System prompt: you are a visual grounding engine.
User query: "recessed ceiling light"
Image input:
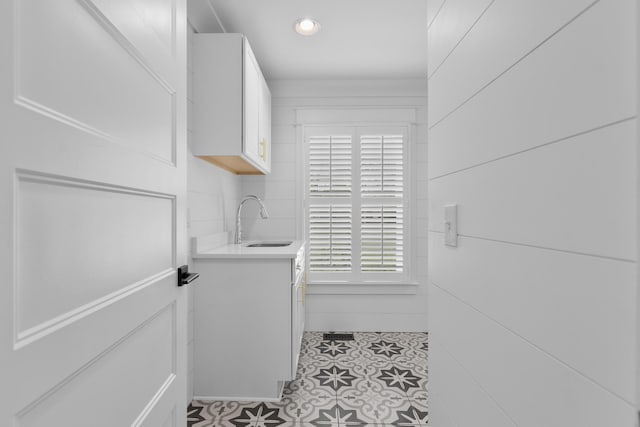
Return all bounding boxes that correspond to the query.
[294,17,320,36]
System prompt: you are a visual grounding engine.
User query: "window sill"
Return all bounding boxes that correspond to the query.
[306,281,419,295]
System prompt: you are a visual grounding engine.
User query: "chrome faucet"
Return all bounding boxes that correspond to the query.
[235,195,269,244]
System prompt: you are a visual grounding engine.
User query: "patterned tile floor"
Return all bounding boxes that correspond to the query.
[188,331,428,426]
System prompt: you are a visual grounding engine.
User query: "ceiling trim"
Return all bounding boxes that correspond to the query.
[187,0,226,33]
[268,79,428,99]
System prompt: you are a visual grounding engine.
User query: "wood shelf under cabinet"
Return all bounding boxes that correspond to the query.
[197,155,264,175]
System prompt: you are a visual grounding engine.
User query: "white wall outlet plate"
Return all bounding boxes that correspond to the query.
[444,204,458,247]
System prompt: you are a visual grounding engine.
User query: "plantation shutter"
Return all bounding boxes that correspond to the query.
[361,205,404,272]
[308,133,353,272]
[305,126,407,282]
[360,133,404,272]
[361,134,404,197]
[309,135,352,196]
[308,205,352,271]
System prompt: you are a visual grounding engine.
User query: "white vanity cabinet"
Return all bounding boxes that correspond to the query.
[192,241,305,401]
[193,34,271,175]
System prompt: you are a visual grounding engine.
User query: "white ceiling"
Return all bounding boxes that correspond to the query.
[201,0,428,80]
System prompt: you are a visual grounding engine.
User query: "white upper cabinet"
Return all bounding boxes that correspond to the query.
[193,34,271,174]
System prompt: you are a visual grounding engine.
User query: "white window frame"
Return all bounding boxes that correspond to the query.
[303,123,412,286]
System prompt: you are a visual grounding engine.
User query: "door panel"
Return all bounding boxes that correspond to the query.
[1,0,187,425]
[16,172,174,338]
[91,0,177,58]
[16,304,175,427]
[13,275,175,409]
[16,0,176,163]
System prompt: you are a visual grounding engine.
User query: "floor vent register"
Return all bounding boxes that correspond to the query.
[323,333,355,341]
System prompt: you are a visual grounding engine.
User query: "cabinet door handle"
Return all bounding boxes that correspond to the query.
[301,272,307,305]
[260,138,267,161]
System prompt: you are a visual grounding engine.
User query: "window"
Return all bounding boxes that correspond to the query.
[305,126,408,283]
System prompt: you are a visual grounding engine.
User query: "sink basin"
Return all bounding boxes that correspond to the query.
[245,241,292,248]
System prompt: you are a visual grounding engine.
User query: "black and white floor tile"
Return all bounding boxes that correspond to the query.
[188,332,428,427]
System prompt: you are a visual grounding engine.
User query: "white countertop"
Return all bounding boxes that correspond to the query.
[193,239,305,259]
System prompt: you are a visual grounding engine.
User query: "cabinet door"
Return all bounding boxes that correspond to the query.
[291,281,301,378]
[243,40,261,166]
[291,272,306,378]
[258,75,271,172]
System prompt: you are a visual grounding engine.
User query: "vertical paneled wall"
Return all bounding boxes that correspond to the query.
[427,1,638,426]
[637,0,640,416]
[241,79,429,332]
[186,25,242,402]
[635,0,640,416]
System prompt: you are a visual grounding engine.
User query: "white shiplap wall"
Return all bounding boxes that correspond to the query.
[637,0,640,416]
[428,0,638,426]
[241,79,429,332]
[186,25,242,403]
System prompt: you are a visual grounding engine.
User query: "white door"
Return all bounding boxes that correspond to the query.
[0,0,188,426]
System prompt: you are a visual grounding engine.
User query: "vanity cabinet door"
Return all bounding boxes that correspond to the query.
[291,272,306,378]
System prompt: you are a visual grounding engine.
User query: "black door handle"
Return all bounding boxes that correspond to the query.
[178,265,200,287]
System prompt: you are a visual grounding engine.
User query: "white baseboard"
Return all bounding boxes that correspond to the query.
[193,381,285,403]
[306,312,428,332]
[193,394,283,402]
